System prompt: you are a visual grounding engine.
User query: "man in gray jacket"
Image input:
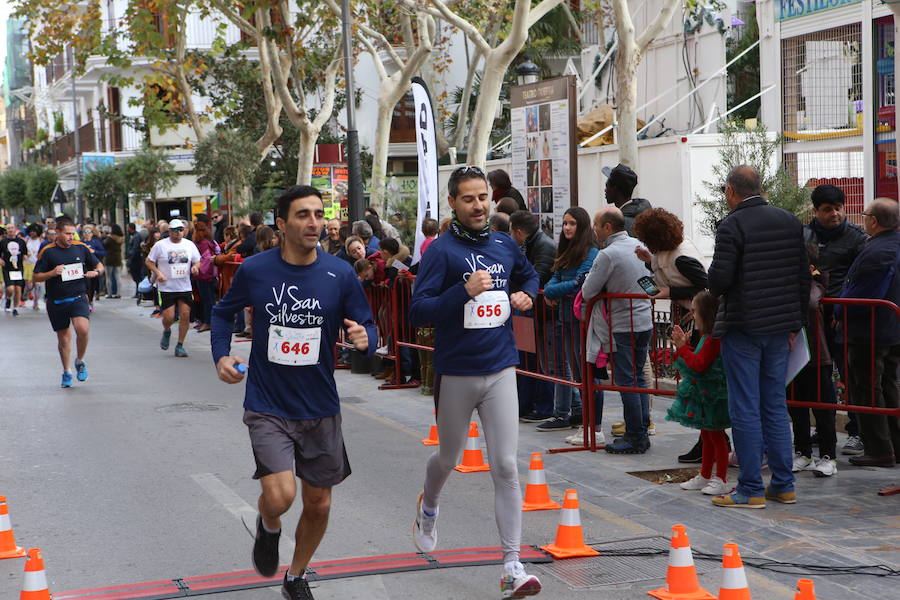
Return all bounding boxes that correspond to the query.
[582,206,654,453]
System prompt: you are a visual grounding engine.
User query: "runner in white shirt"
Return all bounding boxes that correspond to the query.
[25,225,43,310]
[145,219,201,357]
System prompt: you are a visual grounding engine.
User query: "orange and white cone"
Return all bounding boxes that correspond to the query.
[455,422,490,472]
[422,411,439,446]
[540,489,599,559]
[794,578,815,600]
[648,524,716,600]
[522,453,561,511]
[0,496,26,560]
[20,548,51,600]
[718,543,751,600]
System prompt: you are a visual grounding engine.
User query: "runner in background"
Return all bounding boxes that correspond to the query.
[145,219,201,358]
[25,224,44,310]
[410,165,542,598]
[32,217,103,387]
[212,185,376,600]
[0,226,29,316]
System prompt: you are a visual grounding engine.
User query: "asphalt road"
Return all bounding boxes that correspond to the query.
[2,295,898,599]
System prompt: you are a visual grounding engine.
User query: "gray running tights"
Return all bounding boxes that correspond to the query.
[423,367,521,563]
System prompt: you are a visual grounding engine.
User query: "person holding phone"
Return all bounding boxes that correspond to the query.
[632,208,711,463]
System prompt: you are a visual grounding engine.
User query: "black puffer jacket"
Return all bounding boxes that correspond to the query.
[709,196,810,337]
[803,219,867,297]
[523,229,557,287]
[839,229,900,346]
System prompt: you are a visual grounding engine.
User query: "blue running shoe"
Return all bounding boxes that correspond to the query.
[174,343,188,358]
[61,372,74,388]
[160,329,172,350]
[75,360,88,382]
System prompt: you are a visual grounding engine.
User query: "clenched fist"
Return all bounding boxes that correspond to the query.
[465,270,493,298]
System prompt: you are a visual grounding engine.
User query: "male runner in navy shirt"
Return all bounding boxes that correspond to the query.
[410,165,542,598]
[211,185,376,600]
[33,217,103,387]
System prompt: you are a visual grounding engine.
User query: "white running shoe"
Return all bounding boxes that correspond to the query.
[680,474,710,491]
[375,345,389,356]
[792,453,813,473]
[565,427,606,446]
[500,561,541,598]
[701,476,730,495]
[810,456,838,477]
[413,493,437,553]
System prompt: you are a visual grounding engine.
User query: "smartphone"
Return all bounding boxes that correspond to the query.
[637,275,661,296]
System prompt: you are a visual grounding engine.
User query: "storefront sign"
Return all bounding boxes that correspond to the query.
[778,0,862,22]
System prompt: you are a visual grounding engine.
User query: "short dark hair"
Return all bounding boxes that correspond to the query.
[489,212,510,233]
[354,258,372,275]
[276,185,323,221]
[379,237,400,254]
[496,197,519,215]
[26,223,43,236]
[448,165,487,198]
[56,216,75,229]
[510,210,539,235]
[422,218,439,237]
[726,165,763,199]
[599,209,625,232]
[811,184,845,208]
[249,211,263,227]
[127,222,137,231]
[0,227,5,236]
[869,198,900,229]
[194,213,210,224]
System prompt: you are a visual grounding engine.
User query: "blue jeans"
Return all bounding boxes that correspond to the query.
[721,330,795,498]
[551,313,582,417]
[106,266,119,296]
[609,330,652,442]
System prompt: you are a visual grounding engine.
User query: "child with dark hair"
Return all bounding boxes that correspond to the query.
[354,258,374,282]
[667,290,732,496]
[788,243,838,477]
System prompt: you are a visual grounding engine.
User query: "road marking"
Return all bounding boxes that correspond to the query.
[191,472,257,520]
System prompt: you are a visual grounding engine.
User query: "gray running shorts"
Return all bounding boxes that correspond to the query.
[242,410,351,488]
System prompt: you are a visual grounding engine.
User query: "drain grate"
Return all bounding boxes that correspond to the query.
[156,402,226,413]
[537,536,693,589]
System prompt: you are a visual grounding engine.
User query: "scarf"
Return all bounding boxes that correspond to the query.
[809,217,847,243]
[449,217,490,244]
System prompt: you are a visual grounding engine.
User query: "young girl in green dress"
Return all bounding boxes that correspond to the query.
[667,290,731,495]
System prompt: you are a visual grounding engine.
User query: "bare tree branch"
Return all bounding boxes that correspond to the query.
[637,0,680,53]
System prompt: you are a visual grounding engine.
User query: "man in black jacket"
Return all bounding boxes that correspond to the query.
[842,198,900,468]
[708,165,810,509]
[126,223,145,297]
[603,164,651,235]
[510,210,556,421]
[803,184,868,454]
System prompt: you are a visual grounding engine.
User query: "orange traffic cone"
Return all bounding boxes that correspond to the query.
[794,579,815,600]
[0,496,26,560]
[718,543,751,600]
[540,489,599,558]
[422,411,439,446]
[648,524,716,600]
[20,548,51,600]
[522,453,561,511]
[455,422,490,472]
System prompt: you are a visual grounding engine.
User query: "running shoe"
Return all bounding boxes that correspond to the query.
[160,329,172,350]
[11,308,18,317]
[519,412,552,423]
[701,477,730,495]
[792,453,813,472]
[60,371,74,388]
[679,474,709,491]
[174,343,188,358]
[535,416,571,431]
[252,514,280,577]
[281,573,314,600]
[841,435,864,455]
[605,436,650,454]
[500,561,541,598]
[413,492,438,553]
[75,360,88,382]
[810,456,837,478]
[565,427,605,446]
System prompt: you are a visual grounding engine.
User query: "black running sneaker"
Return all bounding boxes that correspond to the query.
[252,515,281,577]
[282,574,315,600]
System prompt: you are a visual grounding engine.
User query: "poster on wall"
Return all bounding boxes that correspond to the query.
[509,75,578,239]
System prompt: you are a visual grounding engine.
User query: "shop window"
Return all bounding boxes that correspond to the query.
[781,24,862,138]
[390,93,417,144]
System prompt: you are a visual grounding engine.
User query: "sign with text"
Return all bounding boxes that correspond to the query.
[510,76,578,240]
[777,0,862,21]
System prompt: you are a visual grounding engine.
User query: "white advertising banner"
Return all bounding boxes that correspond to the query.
[411,77,439,263]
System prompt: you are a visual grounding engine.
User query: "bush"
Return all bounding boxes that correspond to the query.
[82,164,128,211]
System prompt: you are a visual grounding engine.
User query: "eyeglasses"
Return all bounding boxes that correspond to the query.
[171,227,185,232]
[453,165,485,177]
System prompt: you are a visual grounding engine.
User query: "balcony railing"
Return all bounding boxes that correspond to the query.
[50,121,97,165]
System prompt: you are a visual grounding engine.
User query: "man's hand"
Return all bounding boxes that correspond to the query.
[788,331,797,350]
[84,270,99,279]
[344,318,369,352]
[53,265,65,276]
[671,325,689,349]
[635,247,653,263]
[216,356,246,384]
[155,271,167,283]
[464,270,493,298]
[510,291,533,311]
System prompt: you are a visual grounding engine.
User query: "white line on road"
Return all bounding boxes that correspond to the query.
[191,472,257,520]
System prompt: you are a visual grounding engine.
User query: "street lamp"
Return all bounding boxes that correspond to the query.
[516,57,540,86]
